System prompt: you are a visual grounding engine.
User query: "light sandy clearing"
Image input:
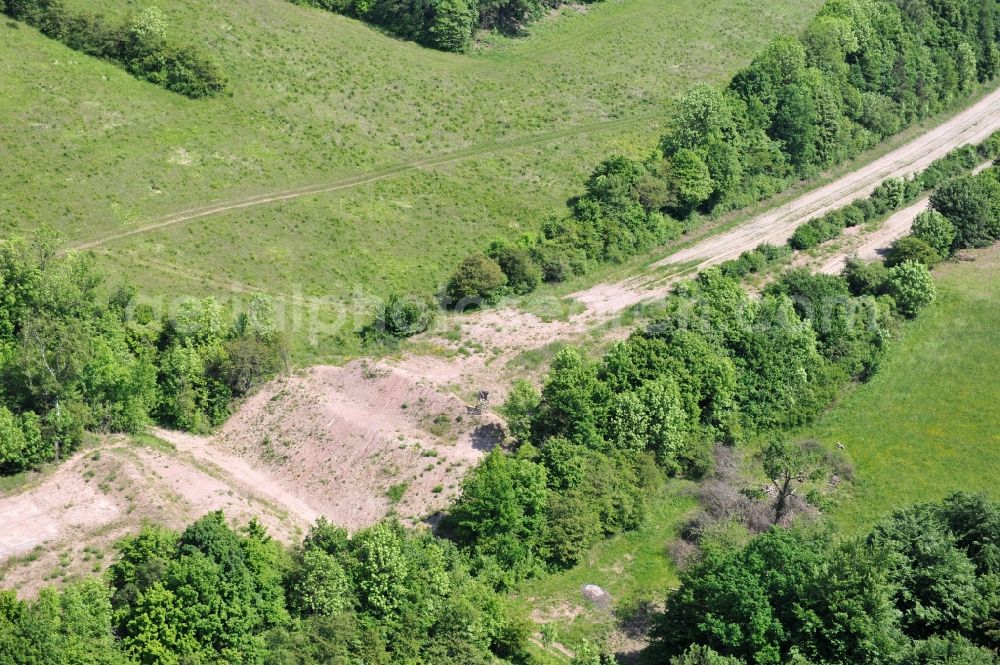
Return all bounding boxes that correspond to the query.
[0,457,120,562]
[151,427,321,527]
[211,360,506,530]
[0,437,307,597]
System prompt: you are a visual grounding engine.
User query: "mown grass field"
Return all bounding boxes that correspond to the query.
[1,0,823,358]
[804,245,1000,533]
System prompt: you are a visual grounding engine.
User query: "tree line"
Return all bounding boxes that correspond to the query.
[293,0,600,53]
[2,491,995,663]
[1,2,225,98]
[432,0,1000,316]
[0,230,283,475]
[0,511,530,664]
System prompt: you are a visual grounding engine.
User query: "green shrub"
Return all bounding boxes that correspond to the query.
[870,177,908,215]
[789,215,841,250]
[222,337,282,396]
[487,242,542,296]
[887,260,936,318]
[930,173,1000,249]
[371,293,436,339]
[427,0,475,51]
[756,243,792,263]
[921,145,981,190]
[842,257,889,297]
[501,380,541,444]
[911,211,957,257]
[445,254,508,308]
[3,1,225,98]
[841,204,866,228]
[885,236,941,268]
[977,130,1000,161]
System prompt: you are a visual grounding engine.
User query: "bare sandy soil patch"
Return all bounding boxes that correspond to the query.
[0,437,306,597]
[212,360,506,530]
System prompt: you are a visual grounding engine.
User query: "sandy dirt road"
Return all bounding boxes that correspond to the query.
[150,427,322,527]
[653,87,1000,271]
[571,86,1000,314]
[815,161,995,275]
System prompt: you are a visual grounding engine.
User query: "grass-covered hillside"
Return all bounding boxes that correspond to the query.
[1,0,822,355]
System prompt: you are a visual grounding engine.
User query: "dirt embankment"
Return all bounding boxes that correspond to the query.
[210,360,505,530]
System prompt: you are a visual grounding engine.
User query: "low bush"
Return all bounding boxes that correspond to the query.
[487,242,542,296]
[921,145,981,190]
[842,257,889,297]
[911,210,957,257]
[717,243,790,280]
[365,292,437,340]
[444,254,508,308]
[886,260,936,318]
[884,236,941,268]
[789,212,844,250]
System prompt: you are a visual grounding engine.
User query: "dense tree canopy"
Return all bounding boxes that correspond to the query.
[650,494,1000,665]
[2,512,526,664]
[295,0,598,52]
[931,171,1000,249]
[0,231,285,475]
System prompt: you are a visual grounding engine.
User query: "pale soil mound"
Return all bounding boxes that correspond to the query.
[0,437,304,597]
[214,359,506,530]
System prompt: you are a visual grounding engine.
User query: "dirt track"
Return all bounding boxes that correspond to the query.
[653,88,1000,270]
[68,113,661,252]
[571,86,1000,313]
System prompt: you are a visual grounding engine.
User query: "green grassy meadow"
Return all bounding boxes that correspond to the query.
[803,245,1000,533]
[1,0,823,357]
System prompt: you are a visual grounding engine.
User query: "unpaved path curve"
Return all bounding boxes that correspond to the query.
[69,113,661,252]
[816,161,996,275]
